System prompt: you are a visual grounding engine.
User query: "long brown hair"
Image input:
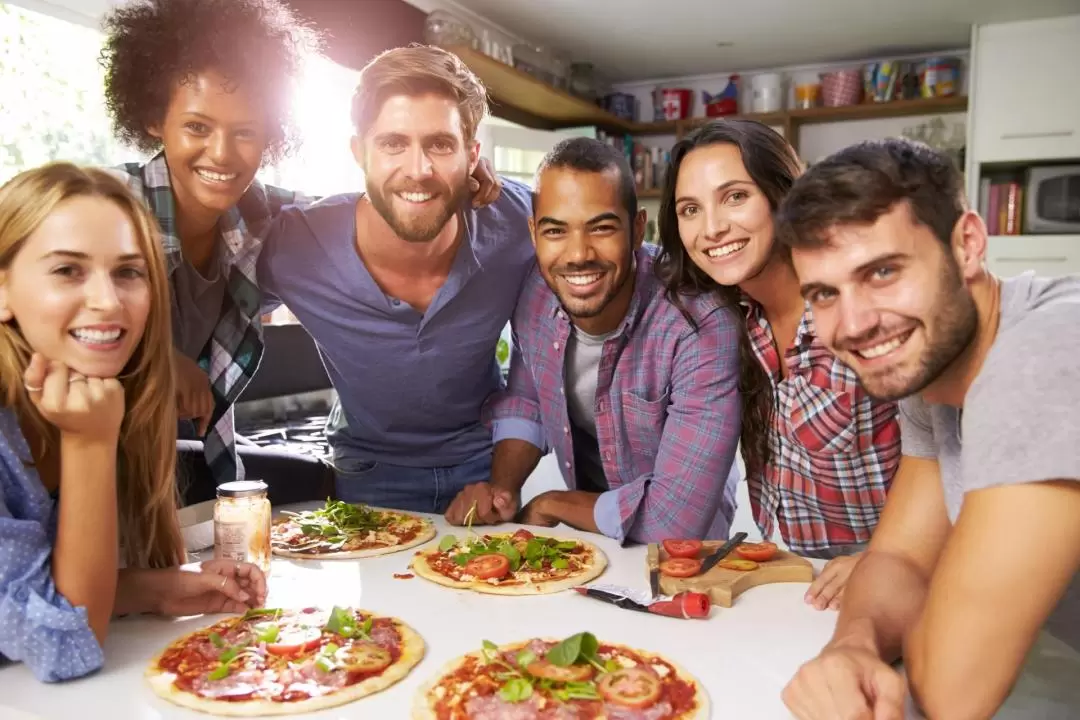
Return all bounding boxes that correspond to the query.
[654,120,803,481]
[0,163,184,568]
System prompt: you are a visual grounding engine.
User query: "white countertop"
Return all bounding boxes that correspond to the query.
[0,504,836,719]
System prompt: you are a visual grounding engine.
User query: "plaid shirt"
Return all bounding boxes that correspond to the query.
[114,153,303,485]
[487,247,742,544]
[743,298,901,553]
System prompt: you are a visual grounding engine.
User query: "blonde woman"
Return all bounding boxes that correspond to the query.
[0,163,265,683]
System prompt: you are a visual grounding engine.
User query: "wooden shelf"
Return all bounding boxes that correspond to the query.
[446,45,968,150]
[638,188,663,199]
[788,95,968,124]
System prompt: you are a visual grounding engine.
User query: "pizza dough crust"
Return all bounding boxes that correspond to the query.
[271,507,437,560]
[411,638,709,720]
[145,614,425,717]
[409,533,607,595]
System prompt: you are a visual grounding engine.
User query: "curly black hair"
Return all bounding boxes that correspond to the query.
[100,0,321,165]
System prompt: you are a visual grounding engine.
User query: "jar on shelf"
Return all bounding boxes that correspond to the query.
[423,10,476,49]
[214,480,272,574]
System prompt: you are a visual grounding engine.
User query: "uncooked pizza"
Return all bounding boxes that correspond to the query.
[412,632,708,719]
[271,500,436,559]
[146,606,424,716]
[410,528,606,595]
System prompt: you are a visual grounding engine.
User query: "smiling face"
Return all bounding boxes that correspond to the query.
[674,143,776,287]
[353,93,479,243]
[0,195,151,378]
[530,166,644,333]
[150,69,268,217]
[791,201,979,400]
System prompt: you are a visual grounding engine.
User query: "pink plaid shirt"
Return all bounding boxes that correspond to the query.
[486,248,742,544]
[744,298,901,554]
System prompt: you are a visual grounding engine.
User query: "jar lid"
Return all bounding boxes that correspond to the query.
[217,480,268,498]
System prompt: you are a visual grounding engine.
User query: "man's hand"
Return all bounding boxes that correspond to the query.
[516,492,559,528]
[468,157,502,208]
[782,642,906,720]
[445,482,519,526]
[806,553,863,610]
[174,350,214,436]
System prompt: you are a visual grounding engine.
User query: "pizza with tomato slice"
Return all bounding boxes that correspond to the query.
[271,499,436,559]
[412,631,707,719]
[410,528,607,595]
[145,606,425,716]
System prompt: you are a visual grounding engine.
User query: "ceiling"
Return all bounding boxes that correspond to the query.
[417,0,1080,82]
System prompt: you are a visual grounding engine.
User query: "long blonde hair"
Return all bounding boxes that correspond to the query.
[0,163,184,568]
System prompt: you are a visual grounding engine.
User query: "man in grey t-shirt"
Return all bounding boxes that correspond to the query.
[775,138,1080,720]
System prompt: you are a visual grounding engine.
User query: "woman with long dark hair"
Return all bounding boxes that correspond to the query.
[655,120,902,608]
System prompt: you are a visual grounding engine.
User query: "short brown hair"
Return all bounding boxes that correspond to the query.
[776,138,966,250]
[350,44,488,141]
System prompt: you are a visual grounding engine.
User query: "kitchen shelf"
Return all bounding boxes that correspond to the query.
[447,45,968,150]
[638,188,663,199]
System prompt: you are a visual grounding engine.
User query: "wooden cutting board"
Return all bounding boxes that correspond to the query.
[647,541,814,608]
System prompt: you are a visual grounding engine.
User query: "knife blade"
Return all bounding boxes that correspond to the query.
[648,543,660,600]
[698,532,748,575]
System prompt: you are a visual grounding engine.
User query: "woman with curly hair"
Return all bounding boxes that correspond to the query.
[99,0,322,497]
[655,120,903,608]
[0,163,265,682]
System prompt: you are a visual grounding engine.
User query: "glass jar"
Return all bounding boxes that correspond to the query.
[214,480,271,575]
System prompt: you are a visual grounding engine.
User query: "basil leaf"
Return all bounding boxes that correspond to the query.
[524,539,544,562]
[438,535,458,552]
[528,558,542,570]
[499,677,534,703]
[207,663,231,681]
[545,633,584,667]
[497,541,521,571]
[551,558,569,570]
[208,632,225,648]
[453,553,471,566]
[218,646,242,664]
[555,541,579,551]
[300,524,322,535]
[579,633,599,662]
[360,616,373,637]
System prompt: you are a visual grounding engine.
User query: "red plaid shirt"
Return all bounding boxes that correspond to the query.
[744,298,901,554]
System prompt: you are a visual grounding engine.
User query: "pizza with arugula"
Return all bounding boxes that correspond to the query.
[412,631,707,719]
[410,529,607,595]
[145,606,424,716]
[271,500,436,559]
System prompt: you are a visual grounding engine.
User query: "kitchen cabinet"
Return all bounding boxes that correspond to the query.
[972,15,1080,163]
[986,235,1080,278]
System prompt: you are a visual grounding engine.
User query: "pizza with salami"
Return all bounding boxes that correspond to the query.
[412,632,708,719]
[410,528,607,595]
[146,606,424,716]
[271,500,436,559]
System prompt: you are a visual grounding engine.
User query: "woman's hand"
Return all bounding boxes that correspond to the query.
[24,352,124,443]
[118,560,268,617]
[805,553,863,610]
[174,350,214,437]
[468,157,502,208]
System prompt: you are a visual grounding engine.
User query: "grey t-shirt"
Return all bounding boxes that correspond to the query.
[171,253,228,361]
[564,325,616,492]
[899,271,1080,717]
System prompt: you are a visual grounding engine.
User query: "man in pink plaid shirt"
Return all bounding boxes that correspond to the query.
[445,138,742,544]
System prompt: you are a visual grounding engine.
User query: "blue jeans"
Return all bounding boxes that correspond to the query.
[332,452,492,513]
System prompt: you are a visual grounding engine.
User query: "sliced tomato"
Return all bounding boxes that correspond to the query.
[526,659,594,682]
[659,557,702,578]
[662,539,703,559]
[718,558,759,572]
[340,643,392,674]
[735,541,778,562]
[265,626,323,656]
[464,553,511,580]
[512,529,535,542]
[598,667,662,708]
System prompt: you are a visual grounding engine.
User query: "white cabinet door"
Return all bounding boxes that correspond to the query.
[973,15,1080,163]
[986,235,1080,277]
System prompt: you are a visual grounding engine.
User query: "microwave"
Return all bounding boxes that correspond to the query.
[1024,165,1080,234]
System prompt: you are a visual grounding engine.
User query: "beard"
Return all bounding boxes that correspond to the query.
[366,173,469,244]
[842,258,978,401]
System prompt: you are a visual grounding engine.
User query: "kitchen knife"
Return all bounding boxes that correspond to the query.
[648,543,660,599]
[698,531,748,575]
